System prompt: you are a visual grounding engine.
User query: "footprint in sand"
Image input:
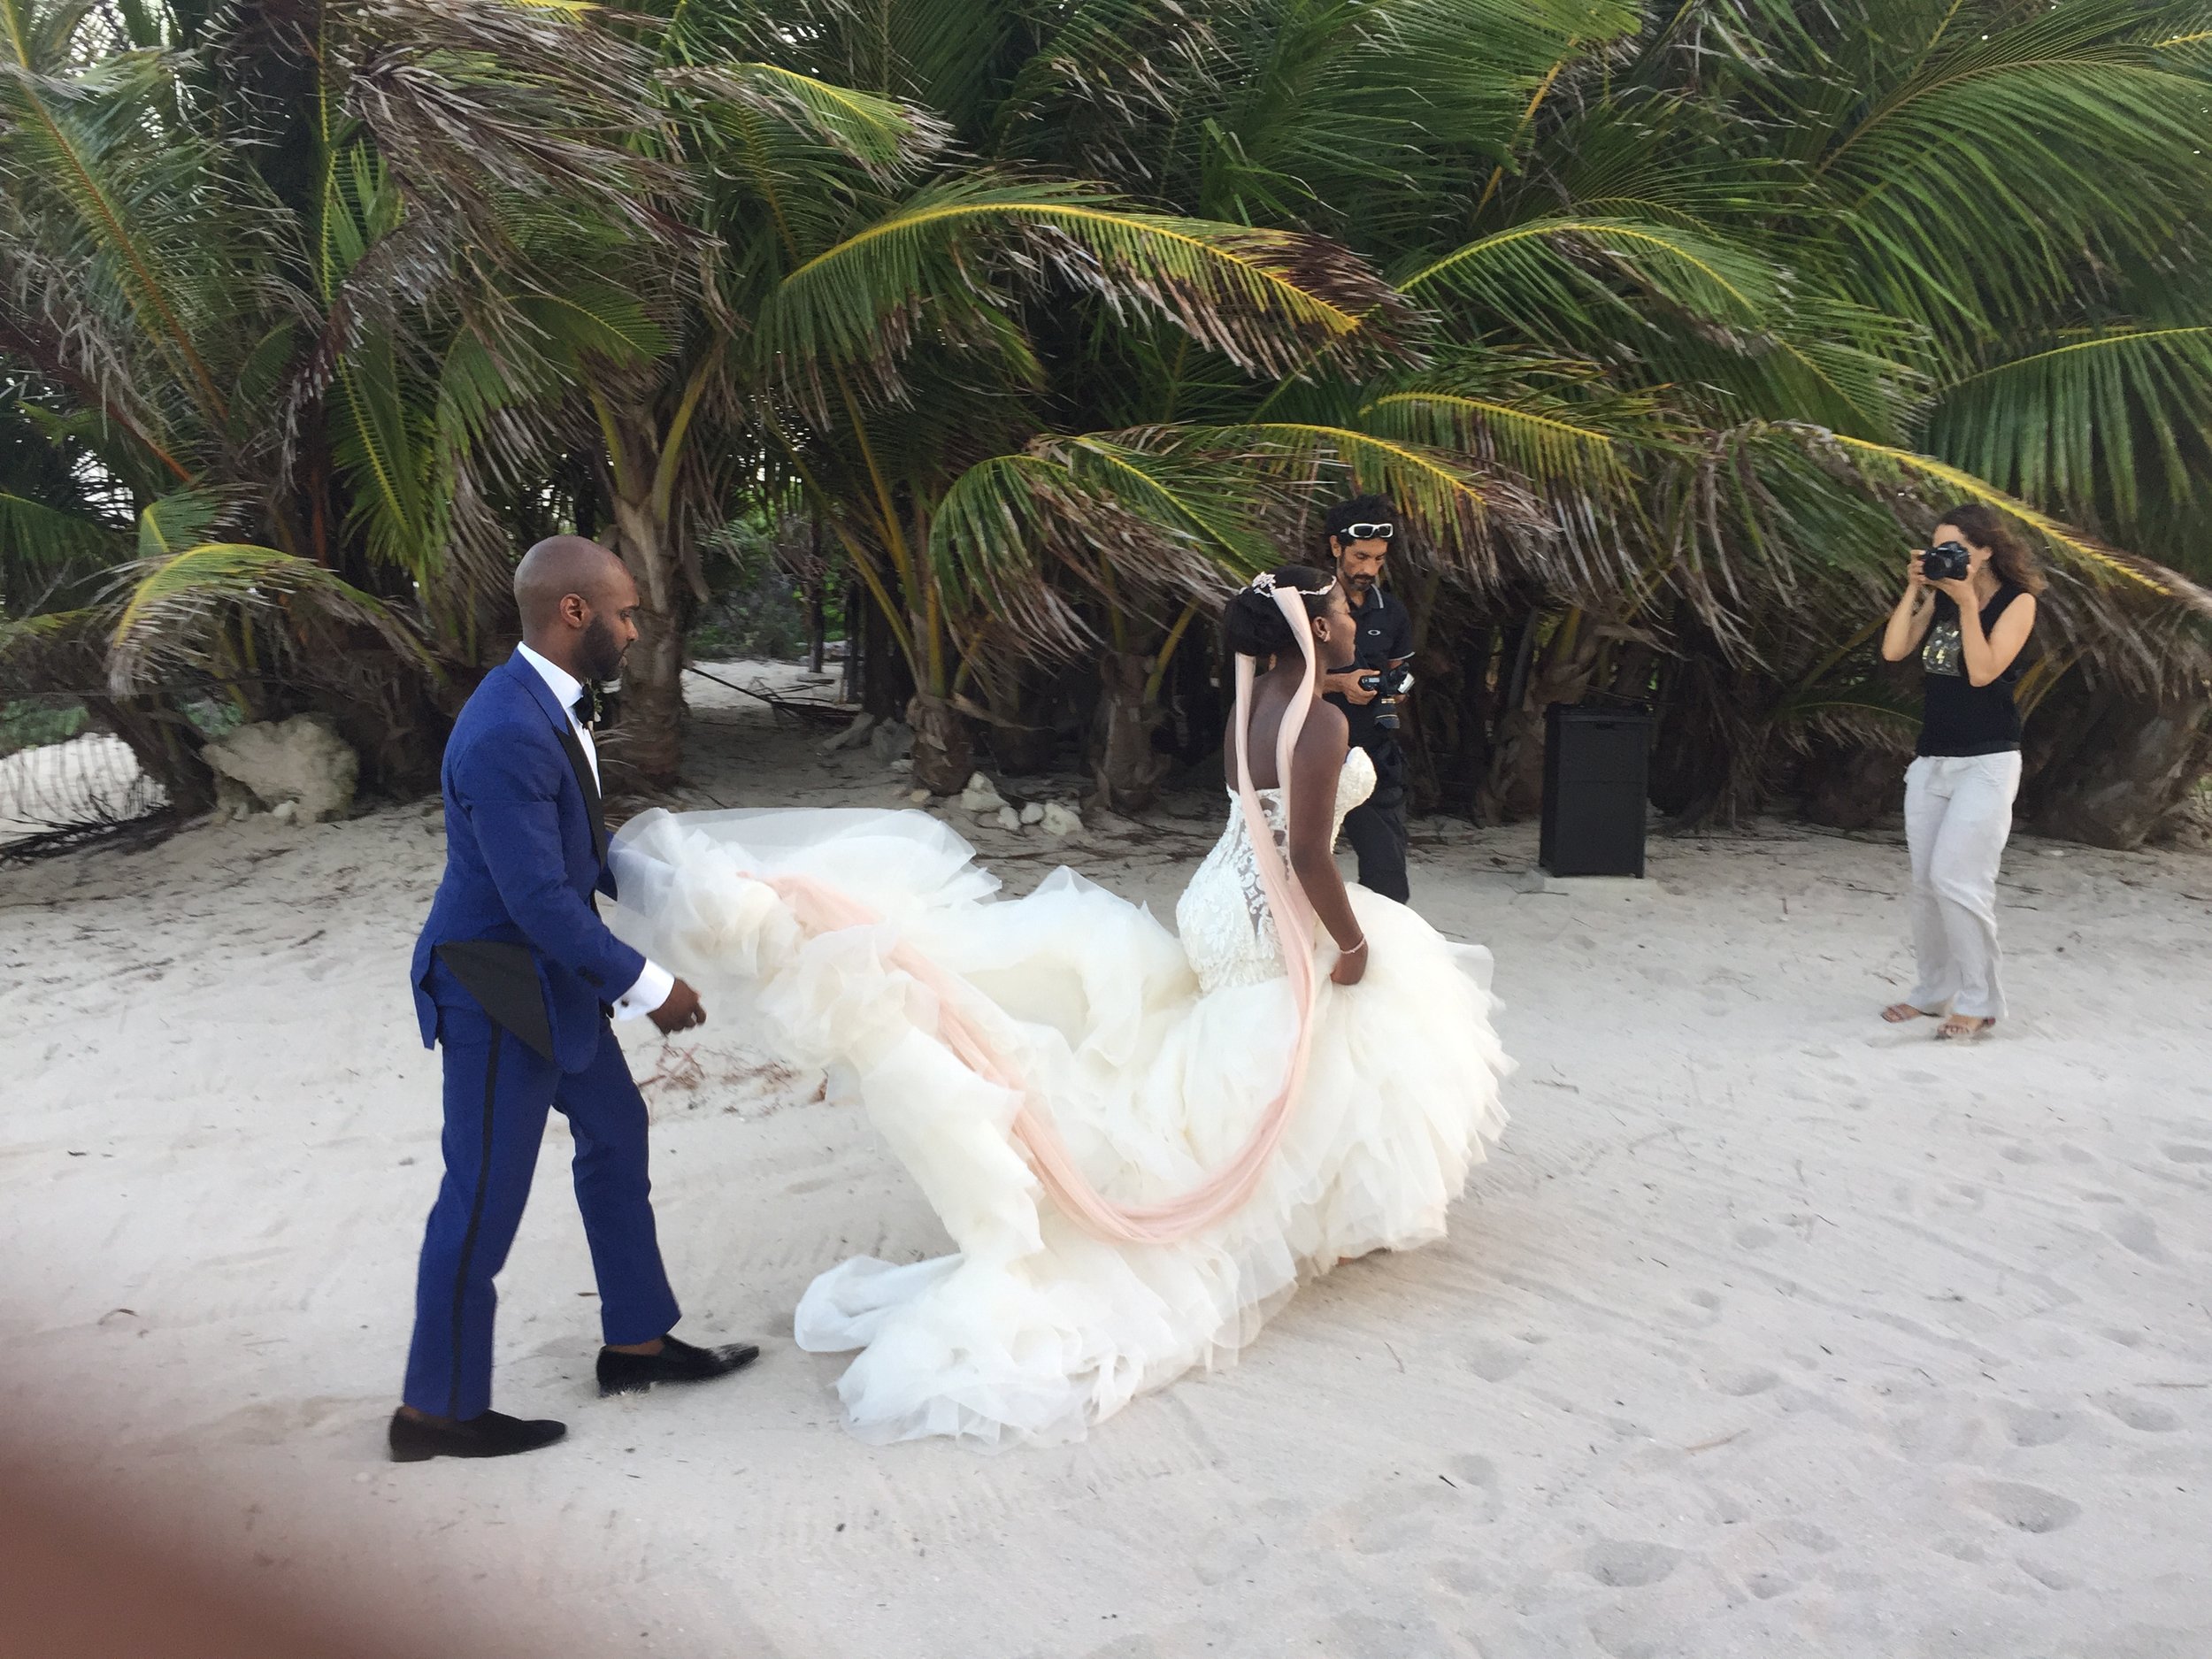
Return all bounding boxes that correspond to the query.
[2162,1144,2212,1164]
[1778,1520,1840,1554]
[1584,1540,1681,1588]
[1999,1404,2078,1448]
[2018,1558,2077,1592]
[1189,1525,1269,1587]
[2099,1394,2183,1433]
[1444,1454,1504,1522]
[1586,1608,1663,1659]
[1746,1571,1793,1600]
[1342,1474,1494,1555]
[1971,1481,2082,1535]
[1709,1366,1781,1397]
[1734,1224,1779,1250]
[1463,1335,1533,1383]
[2102,1211,2170,1262]
[1672,1288,1724,1328]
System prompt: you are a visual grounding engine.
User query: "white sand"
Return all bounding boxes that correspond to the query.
[4,661,2210,1658]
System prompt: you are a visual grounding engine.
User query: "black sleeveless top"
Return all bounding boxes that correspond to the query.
[1917,580,2027,757]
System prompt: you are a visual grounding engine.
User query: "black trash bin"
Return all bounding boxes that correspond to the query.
[1539,702,1655,878]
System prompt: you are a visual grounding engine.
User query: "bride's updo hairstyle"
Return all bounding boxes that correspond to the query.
[1221,565,1334,659]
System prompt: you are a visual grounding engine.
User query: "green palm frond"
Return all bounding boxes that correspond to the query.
[1924,326,2212,526]
[1402,215,1787,343]
[1801,0,2212,342]
[0,489,120,570]
[764,176,1413,384]
[1356,388,1640,497]
[108,541,428,690]
[0,19,237,427]
[1039,431,1284,577]
[672,62,942,179]
[1193,419,1554,587]
[667,62,946,271]
[1812,429,2207,608]
[926,429,1282,646]
[134,486,231,560]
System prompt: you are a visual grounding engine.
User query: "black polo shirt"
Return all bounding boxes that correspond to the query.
[1324,584,1413,752]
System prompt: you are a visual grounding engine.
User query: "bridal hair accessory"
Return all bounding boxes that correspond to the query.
[1248,572,1335,597]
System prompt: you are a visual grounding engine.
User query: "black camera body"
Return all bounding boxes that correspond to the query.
[1921,543,1970,583]
[1358,664,1415,730]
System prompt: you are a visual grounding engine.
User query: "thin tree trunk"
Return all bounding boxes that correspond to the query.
[908,692,972,794]
[1090,649,1171,812]
[806,515,826,674]
[840,573,862,705]
[1475,611,1600,824]
[607,494,694,787]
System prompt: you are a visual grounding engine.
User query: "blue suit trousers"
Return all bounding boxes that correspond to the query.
[402,964,680,1418]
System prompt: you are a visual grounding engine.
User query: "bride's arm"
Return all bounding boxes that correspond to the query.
[1284,703,1366,986]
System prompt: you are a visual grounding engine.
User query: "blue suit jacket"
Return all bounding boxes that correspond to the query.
[410,649,646,1073]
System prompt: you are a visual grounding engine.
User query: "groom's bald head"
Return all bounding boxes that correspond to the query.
[514,535,639,680]
[515,535,627,629]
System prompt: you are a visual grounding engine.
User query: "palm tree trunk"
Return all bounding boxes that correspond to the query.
[1474,610,1601,824]
[1090,649,1171,812]
[606,492,694,787]
[908,692,972,793]
[2025,684,2212,849]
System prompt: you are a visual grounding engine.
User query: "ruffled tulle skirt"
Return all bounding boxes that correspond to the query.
[608,806,1510,1447]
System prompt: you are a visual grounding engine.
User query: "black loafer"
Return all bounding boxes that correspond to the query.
[388,1408,566,1463]
[596,1334,761,1397]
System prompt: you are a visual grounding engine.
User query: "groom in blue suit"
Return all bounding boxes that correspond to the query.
[392,536,756,1463]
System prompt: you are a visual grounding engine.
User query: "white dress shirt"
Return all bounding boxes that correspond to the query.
[515,643,673,1021]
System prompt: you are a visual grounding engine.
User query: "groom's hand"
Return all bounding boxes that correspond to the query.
[649,977,706,1034]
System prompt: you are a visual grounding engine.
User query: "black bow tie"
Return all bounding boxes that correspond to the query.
[571,682,615,730]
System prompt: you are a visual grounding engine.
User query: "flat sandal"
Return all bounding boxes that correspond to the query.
[1935,1016,1995,1041]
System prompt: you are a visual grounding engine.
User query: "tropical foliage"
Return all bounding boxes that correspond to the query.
[4,0,2210,842]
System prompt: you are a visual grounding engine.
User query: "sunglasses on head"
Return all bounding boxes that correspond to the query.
[1340,522,1394,542]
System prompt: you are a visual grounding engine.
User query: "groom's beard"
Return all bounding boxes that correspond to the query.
[581,615,626,683]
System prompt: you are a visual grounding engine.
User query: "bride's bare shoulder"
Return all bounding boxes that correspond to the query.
[1297,698,1349,750]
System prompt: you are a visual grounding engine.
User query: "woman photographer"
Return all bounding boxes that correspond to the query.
[1878,503,2043,1041]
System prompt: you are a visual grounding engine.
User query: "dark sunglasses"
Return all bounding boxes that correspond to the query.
[1339,522,1394,542]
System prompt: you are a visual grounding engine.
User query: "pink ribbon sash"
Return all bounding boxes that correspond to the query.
[757,586,1325,1247]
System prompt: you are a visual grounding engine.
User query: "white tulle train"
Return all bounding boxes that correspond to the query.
[609,802,1510,1447]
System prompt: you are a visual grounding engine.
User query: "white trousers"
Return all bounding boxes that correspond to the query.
[1903,751,2021,1020]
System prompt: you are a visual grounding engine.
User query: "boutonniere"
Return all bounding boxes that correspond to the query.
[572,681,619,730]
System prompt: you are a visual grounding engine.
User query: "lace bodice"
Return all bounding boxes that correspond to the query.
[1175,747,1376,992]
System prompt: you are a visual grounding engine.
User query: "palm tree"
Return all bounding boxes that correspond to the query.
[534,0,1434,792]
[9,0,2211,847]
[1,0,681,796]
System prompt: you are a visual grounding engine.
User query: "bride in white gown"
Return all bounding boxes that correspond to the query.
[608,565,1510,1447]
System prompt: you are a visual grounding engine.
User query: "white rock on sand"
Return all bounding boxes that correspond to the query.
[204,712,358,823]
[958,771,1007,817]
[2,656,2208,1659]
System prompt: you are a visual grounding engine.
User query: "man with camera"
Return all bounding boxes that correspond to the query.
[1318,495,1416,903]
